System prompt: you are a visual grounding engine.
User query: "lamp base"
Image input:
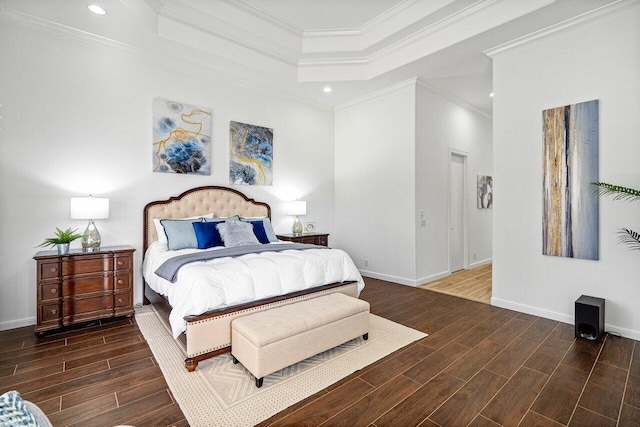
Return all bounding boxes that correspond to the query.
[82,219,101,252]
[292,216,303,236]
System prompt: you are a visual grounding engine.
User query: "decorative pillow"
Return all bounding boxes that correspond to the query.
[241,217,278,243]
[153,213,213,246]
[0,391,39,427]
[242,220,270,244]
[160,218,205,251]
[192,220,225,249]
[216,221,260,247]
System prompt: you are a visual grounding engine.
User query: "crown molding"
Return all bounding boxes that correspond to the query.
[416,79,492,120]
[0,5,333,112]
[158,3,300,67]
[335,77,418,111]
[231,0,304,36]
[484,0,638,58]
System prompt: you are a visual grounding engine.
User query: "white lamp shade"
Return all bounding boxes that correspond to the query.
[70,197,109,219]
[287,200,307,216]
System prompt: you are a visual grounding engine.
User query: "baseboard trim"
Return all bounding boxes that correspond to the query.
[490,297,640,341]
[469,258,492,268]
[358,270,417,287]
[0,316,36,332]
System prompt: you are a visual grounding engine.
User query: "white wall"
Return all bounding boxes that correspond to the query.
[491,5,640,338]
[335,78,493,286]
[415,84,493,283]
[0,20,335,330]
[334,80,417,284]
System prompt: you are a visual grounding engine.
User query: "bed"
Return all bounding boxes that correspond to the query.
[142,186,364,371]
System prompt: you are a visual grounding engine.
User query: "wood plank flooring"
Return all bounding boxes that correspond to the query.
[1,276,639,426]
[419,263,492,304]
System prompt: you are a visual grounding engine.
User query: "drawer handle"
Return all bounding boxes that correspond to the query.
[50,267,57,273]
[117,279,123,285]
[117,261,124,266]
[51,309,57,315]
[50,288,57,294]
[118,298,124,303]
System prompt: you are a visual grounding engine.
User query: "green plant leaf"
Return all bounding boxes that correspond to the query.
[618,228,640,251]
[591,182,640,202]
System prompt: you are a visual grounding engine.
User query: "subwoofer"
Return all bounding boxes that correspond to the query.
[575,295,605,342]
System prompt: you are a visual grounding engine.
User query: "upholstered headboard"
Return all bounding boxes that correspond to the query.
[143,186,271,253]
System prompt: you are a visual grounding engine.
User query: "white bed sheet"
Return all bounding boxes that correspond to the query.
[142,241,365,338]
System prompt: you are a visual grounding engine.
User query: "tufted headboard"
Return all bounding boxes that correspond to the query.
[143,186,271,253]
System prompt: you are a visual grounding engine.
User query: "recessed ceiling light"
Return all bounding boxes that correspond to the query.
[489,92,494,97]
[88,4,107,15]
[323,87,332,93]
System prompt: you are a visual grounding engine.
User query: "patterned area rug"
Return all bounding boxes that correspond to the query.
[136,305,426,427]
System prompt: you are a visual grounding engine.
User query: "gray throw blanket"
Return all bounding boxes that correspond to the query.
[155,243,329,283]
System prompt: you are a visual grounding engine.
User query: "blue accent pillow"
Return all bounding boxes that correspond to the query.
[246,220,270,244]
[160,218,204,251]
[192,221,225,249]
[241,217,278,243]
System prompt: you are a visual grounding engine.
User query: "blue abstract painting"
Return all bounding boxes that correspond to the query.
[542,99,599,260]
[153,98,211,175]
[229,121,273,186]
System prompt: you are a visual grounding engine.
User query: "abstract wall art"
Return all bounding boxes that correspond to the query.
[542,99,599,260]
[229,121,273,186]
[477,175,493,209]
[152,98,211,175]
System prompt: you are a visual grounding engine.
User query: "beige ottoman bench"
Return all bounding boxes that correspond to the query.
[231,293,370,387]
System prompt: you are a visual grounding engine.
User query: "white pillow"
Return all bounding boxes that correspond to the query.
[216,221,260,247]
[153,213,214,246]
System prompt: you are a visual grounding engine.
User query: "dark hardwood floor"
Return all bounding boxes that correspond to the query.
[2,277,639,426]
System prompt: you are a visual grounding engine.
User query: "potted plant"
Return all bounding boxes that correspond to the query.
[592,182,640,250]
[37,227,83,254]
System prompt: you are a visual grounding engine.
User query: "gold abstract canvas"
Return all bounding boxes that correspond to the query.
[542,100,599,260]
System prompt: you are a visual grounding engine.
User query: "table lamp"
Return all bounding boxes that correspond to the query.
[287,200,306,236]
[70,196,109,251]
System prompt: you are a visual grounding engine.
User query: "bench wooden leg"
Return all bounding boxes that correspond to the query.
[363,333,368,340]
[256,377,263,388]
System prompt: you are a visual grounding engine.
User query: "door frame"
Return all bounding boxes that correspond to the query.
[448,148,469,273]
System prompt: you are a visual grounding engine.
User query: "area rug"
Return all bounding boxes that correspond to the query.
[135,305,426,427]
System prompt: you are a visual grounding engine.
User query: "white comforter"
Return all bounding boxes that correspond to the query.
[143,241,365,338]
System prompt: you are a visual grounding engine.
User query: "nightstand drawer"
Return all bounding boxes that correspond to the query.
[62,255,112,276]
[114,292,131,308]
[114,273,131,289]
[63,294,113,320]
[114,255,131,271]
[39,261,61,280]
[40,303,62,322]
[41,283,61,302]
[63,275,113,295]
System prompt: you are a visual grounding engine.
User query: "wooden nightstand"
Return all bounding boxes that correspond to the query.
[277,233,329,246]
[33,245,135,335]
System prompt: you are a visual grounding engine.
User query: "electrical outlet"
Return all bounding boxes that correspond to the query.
[473,252,477,260]
[420,219,426,226]
[364,259,369,267]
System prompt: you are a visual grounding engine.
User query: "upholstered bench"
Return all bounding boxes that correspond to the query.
[231,293,370,387]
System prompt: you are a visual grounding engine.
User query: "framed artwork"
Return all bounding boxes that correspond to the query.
[542,99,599,260]
[477,175,493,209]
[229,121,273,186]
[152,98,211,175]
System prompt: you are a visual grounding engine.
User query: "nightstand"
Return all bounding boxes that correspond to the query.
[33,245,135,335]
[277,233,329,246]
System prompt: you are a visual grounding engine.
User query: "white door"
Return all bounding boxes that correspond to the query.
[450,153,465,272]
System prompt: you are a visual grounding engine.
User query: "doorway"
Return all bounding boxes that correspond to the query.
[449,151,467,273]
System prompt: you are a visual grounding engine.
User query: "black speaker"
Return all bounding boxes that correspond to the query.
[575,295,605,342]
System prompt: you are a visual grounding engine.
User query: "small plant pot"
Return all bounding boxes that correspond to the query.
[57,243,70,255]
